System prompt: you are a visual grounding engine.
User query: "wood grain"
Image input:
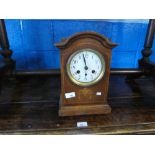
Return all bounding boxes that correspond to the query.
[56,32,117,116]
[0,75,155,134]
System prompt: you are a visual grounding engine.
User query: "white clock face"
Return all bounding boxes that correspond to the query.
[67,49,105,86]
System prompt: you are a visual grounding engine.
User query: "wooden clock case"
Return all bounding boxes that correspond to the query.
[55,32,117,116]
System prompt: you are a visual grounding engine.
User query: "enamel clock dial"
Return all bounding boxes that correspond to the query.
[67,49,105,86]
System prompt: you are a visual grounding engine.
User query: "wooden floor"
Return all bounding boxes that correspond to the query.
[0,75,155,134]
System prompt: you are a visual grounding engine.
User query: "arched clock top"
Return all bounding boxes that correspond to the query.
[55,31,117,49]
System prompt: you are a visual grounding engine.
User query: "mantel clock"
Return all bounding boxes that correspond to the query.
[55,32,117,116]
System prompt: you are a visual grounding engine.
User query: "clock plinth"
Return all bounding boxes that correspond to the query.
[59,96,111,116]
[55,32,117,117]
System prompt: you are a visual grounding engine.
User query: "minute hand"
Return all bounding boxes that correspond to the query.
[83,54,88,70]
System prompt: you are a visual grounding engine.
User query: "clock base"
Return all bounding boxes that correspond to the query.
[59,100,111,116]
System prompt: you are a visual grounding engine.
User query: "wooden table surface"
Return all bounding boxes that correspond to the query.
[0,75,155,134]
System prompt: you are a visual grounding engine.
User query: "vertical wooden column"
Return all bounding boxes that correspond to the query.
[0,19,12,61]
[0,19,16,94]
[126,20,155,80]
[139,19,155,64]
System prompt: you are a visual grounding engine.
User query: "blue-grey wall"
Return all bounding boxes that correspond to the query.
[4,19,155,70]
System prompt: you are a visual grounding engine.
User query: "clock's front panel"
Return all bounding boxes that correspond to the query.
[61,39,111,106]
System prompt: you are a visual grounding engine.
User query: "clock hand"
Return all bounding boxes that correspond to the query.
[82,53,86,66]
[82,54,88,70]
[82,54,88,80]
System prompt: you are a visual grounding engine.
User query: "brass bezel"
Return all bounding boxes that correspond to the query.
[66,48,105,86]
